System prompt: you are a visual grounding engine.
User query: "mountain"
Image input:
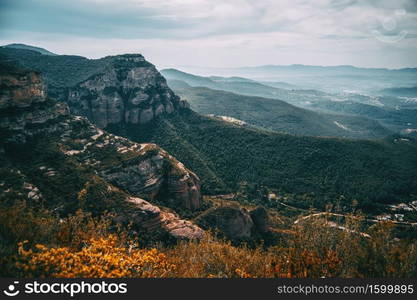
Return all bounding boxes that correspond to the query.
[162,68,219,88]
[2,43,57,55]
[4,50,391,139]
[0,48,189,129]
[234,64,417,76]
[260,81,299,90]
[379,86,417,97]
[179,64,417,94]
[0,62,204,241]
[161,68,366,108]
[161,68,291,99]
[2,47,417,216]
[173,86,391,139]
[4,52,404,135]
[162,68,417,136]
[129,109,417,212]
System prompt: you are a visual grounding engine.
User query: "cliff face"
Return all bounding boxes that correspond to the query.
[0,67,69,142]
[195,204,271,242]
[0,70,46,108]
[66,54,189,129]
[0,64,203,240]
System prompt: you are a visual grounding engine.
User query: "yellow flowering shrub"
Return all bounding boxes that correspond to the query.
[16,235,175,278]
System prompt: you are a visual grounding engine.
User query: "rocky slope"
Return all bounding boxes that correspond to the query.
[0,63,203,240]
[0,65,69,142]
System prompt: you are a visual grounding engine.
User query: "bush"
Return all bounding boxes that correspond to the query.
[15,235,174,278]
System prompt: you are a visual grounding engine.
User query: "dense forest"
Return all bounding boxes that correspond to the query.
[120,110,417,212]
[173,86,391,139]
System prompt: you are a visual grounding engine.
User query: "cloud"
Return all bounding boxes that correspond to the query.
[0,0,416,68]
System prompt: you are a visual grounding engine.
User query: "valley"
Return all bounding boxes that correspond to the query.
[162,68,417,137]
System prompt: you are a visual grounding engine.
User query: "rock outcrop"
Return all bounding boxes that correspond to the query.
[0,67,69,142]
[196,206,254,241]
[118,197,204,240]
[0,68,45,109]
[0,63,203,241]
[66,54,188,128]
[96,143,201,210]
[196,205,271,242]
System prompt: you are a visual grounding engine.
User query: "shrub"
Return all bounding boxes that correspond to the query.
[16,235,174,278]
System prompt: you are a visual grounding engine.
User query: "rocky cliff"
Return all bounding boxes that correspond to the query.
[0,65,69,142]
[0,49,189,129]
[0,63,203,240]
[67,54,190,129]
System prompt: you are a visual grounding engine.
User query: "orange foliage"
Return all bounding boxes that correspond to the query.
[16,235,174,278]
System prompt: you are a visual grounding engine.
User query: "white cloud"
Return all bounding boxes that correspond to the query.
[0,0,416,68]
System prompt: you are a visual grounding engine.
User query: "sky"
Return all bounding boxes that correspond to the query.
[1,0,417,69]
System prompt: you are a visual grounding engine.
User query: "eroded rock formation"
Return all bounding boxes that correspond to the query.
[66,54,189,128]
[0,63,203,241]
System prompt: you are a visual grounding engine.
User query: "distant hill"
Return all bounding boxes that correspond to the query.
[172,86,391,139]
[234,64,417,75]
[130,109,417,210]
[310,100,417,133]
[166,79,192,89]
[162,68,417,135]
[2,43,57,55]
[162,68,339,107]
[379,86,417,97]
[209,76,255,83]
[260,81,299,90]
[179,64,417,94]
[161,68,292,99]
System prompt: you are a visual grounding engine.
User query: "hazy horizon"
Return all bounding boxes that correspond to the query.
[5,42,417,72]
[1,0,417,69]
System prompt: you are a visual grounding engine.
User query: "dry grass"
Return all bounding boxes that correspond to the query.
[1,202,417,278]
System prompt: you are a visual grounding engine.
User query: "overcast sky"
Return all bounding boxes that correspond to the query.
[1,0,417,69]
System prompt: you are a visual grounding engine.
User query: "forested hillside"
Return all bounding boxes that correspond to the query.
[120,110,417,212]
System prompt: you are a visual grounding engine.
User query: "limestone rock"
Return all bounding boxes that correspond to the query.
[0,69,46,109]
[0,68,69,143]
[196,206,254,241]
[0,63,204,242]
[65,54,188,128]
[160,211,204,240]
[97,143,202,211]
[115,197,203,240]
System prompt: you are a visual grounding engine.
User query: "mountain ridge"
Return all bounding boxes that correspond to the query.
[172,86,391,139]
[2,43,57,56]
